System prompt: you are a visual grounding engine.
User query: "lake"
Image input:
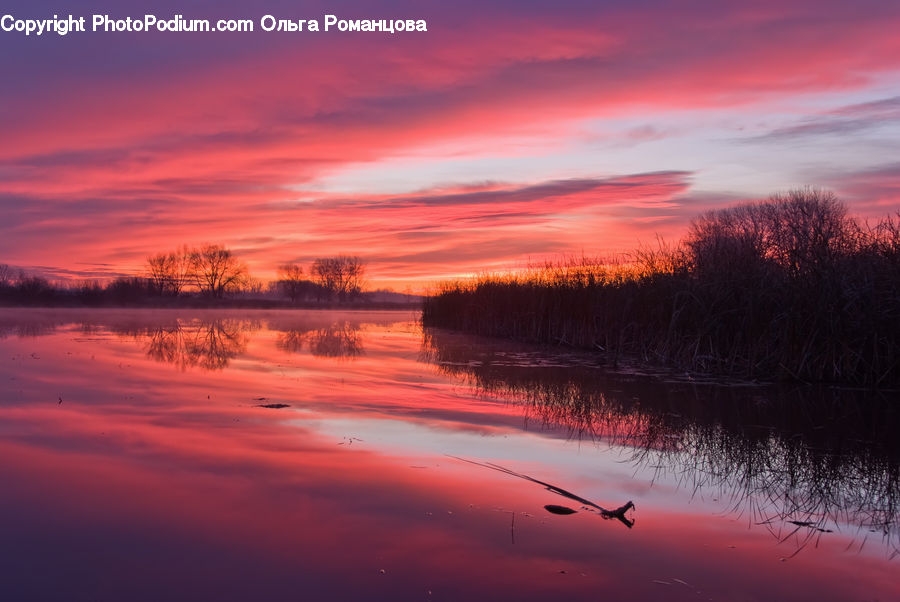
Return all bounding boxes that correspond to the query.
[0,308,896,601]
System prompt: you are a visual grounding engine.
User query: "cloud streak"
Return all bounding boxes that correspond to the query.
[746,96,900,142]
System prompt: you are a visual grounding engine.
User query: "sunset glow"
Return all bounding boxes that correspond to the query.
[2,0,899,290]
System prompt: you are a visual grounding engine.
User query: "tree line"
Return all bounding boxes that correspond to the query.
[0,245,368,306]
[146,243,366,301]
[277,256,366,302]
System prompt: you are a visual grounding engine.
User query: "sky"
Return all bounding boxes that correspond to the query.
[1,0,899,291]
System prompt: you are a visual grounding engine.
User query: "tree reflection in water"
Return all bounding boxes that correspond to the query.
[0,310,369,368]
[423,328,900,557]
[134,318,365,367]
[141,319,254,371]
[276,320,364,359]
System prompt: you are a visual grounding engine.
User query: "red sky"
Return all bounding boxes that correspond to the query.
[2,0,899,290]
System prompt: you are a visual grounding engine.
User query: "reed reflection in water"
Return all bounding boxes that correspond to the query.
[423,328,900,557]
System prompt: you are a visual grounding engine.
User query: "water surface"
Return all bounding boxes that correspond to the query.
[0,308,896,601]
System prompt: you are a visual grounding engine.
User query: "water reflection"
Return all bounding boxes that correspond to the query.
[0,313,60,338]
[423,328,900,556]
[276,320,364,359]
[0,309,368,368]
[141,320,251,371]
[0,308,896,601]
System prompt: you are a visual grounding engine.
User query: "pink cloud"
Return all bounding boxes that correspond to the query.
[1,0,899,286]
[824,163,900,214]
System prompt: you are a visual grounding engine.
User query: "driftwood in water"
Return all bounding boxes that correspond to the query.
[449,456,636,528]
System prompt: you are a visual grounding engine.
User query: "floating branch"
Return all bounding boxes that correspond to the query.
[448,455,635,528]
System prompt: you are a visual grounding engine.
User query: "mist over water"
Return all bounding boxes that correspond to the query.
[0,308,896,601]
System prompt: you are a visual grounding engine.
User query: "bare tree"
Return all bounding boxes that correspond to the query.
[311,255,366,301]
[241,277,266,295]
[169,245,194,294]
[277,263,307,303]
[147,253,167,294]
[147,253,176,295]
[190,244,249,298]
[685,188,853,279]
[764,189,852,277]
[146,245,193,295]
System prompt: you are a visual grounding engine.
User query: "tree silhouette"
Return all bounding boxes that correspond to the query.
[190,244,249,298]
[276,263,320,303]
[146,245,193,295]
[311,255,366,301]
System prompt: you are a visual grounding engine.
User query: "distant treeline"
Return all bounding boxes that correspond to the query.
[0,246,415,307]
[423,190,900,386]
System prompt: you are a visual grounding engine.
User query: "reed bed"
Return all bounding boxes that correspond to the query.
[423,190,900,386]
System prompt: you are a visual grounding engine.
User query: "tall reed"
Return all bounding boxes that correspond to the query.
[422,190,900,386]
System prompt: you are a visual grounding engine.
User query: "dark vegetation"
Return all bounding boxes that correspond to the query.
[0,246,412,308]
[424,329,900,554]
[423,190,900,386]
